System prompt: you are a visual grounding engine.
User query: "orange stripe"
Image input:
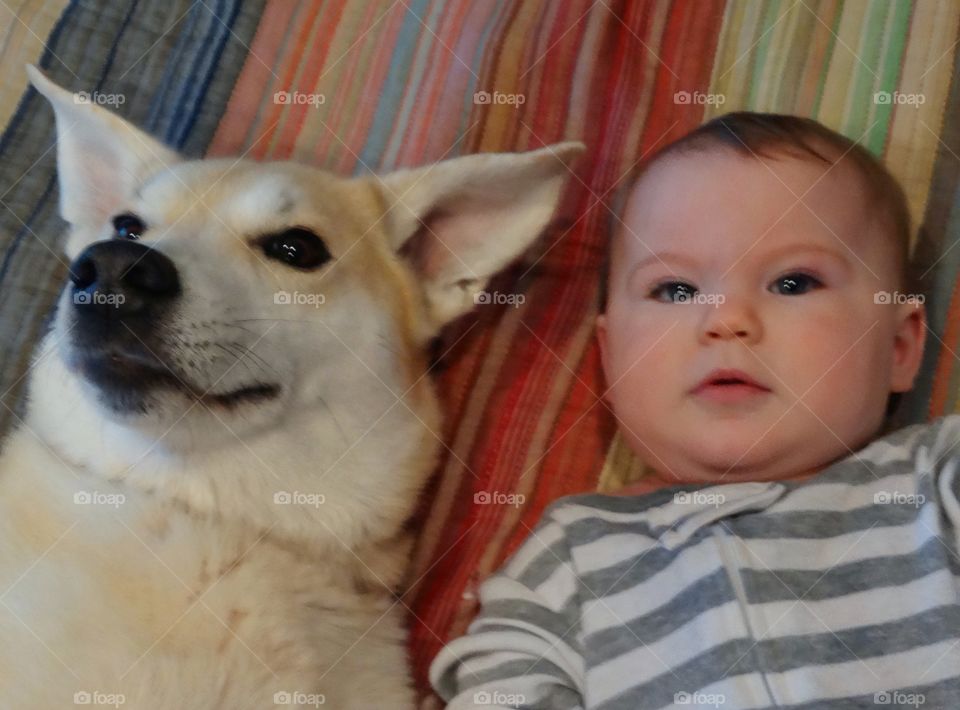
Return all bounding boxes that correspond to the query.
[249,0,326,160]
[270,0,349,158]
[318,1,388,171]
[206,0,300,157]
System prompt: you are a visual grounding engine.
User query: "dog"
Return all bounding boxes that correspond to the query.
[0,65,582,709]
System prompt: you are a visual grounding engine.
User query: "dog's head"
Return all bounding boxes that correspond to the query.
[26,67,582,460]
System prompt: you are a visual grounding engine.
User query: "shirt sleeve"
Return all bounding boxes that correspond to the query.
[429,511,586,710]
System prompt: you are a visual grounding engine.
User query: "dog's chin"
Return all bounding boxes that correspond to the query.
[64,349,281,417]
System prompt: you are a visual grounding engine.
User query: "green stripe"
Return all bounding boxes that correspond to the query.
[871,0,913,155]
[811,0,843,117]
[748,0,782,108]
[845,0,887,148]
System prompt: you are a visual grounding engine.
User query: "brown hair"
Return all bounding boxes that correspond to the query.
[597,112,918,421]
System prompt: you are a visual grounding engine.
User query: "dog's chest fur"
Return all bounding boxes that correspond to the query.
[0,431,413,709]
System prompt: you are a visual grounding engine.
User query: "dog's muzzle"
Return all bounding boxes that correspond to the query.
[63,241,183,409]
[62,241,279,413]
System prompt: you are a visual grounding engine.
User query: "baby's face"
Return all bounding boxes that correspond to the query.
[597,150,926,486]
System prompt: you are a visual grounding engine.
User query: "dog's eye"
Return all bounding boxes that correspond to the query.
[112,213,145,240]
[262,228,331,270]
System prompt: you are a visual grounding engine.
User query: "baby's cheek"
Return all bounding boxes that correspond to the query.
[608,319,670,374]
[607,328,681,411]
[784,310,876,394]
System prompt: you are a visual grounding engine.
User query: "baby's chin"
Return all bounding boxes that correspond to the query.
[628,427,814,486]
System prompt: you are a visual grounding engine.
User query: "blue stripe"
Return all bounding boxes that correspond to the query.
[358,0,435,171]
[167,0,221,146]
[173,0,243,149]
[96,0,142,92]
[144,5,195,137]
[381,0,448,170]
[145,1,208,142]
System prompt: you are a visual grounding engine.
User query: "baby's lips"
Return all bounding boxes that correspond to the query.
[690,368,771,393]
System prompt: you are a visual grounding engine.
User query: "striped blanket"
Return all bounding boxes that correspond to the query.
[1,1,959,706]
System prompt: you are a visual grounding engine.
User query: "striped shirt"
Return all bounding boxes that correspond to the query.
[430,415,960,709]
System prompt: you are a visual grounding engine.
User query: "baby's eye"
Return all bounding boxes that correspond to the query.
[769,271,823,296]
[649,281,698,303]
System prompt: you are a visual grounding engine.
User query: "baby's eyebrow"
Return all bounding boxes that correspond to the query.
[630,250,699,274]
[629,243,850,275]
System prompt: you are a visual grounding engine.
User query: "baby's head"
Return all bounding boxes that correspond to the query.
[597,113,926,487]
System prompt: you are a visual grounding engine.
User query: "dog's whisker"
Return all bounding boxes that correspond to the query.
[213,342,274,384]
[225,341,279,379]
[216,322,260,337]
[230,318,315,325]
[376,334,401,358]
[317,395,349,447]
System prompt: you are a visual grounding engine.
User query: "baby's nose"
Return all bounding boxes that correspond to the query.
[698,296,762,343]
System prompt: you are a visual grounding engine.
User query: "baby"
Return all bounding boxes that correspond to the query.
[430,113,960,709]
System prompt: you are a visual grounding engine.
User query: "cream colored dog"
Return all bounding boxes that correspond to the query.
[0,66,582,709]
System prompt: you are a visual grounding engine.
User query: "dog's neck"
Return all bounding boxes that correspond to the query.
[22,331,442,552]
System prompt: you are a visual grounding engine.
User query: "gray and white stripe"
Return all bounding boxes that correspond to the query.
[431,415,960,709]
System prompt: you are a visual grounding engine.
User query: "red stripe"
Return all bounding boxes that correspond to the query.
[269,0,349,159]
[206,0,300,157]
[248,0,326,160]
[405,0,471,162]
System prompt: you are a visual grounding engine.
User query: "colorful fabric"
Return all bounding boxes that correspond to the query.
[1,2,960,706]
[431,414,960,709]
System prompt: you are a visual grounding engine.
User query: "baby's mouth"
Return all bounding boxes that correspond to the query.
[691,369,771,405]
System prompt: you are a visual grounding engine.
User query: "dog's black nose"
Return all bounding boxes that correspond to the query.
[69,240,180,316]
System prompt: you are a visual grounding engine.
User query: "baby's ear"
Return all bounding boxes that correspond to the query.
[26,65,180,231]
[890,299,926,394]
[375,141,584,334]
[596,313,608,362]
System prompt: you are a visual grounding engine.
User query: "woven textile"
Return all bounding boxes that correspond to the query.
[1,1,959,704]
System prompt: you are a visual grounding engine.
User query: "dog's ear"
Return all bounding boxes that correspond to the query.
[377,141,584,331]
[26,65,180,230]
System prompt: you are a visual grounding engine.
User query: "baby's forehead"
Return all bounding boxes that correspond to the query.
[614,149,881,267]
[626,148,869,217]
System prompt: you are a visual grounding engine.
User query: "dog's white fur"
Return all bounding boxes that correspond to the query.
[0,66,582,709]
